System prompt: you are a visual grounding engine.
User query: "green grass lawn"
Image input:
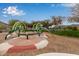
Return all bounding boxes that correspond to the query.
[50,29,79,38]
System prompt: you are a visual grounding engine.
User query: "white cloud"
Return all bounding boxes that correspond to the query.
[61,3,77,7]
[50,3,76,7]
[2,6,25,16]
[3,15,7,17]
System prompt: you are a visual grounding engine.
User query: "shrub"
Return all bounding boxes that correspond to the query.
[0,23,5,32]
[65,26,77,30]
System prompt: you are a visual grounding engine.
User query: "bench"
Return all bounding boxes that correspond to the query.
[19,32,41,39]
[5,32,41,40]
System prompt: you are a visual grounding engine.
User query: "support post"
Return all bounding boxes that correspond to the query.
[27,35,28,39]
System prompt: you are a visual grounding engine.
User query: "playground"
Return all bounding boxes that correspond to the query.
[0,22,48,55]
[0,22,79,56]
[0,32,79,56]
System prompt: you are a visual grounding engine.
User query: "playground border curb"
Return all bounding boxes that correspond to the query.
[0,35,48,55]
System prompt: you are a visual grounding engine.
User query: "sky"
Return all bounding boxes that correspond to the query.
[0,3,76,23]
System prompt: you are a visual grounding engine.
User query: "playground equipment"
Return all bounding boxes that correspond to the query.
[5,22,44,40]
[0,22,49,55]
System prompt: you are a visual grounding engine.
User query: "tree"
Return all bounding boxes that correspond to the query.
[31,21,38,28]
[0,23,5,32]
[51,16,62,25]
[22,21,28,28]
[71,4,79,22]
[31,19,50,28]
[68,16,79,22]
[39,20,50,28]
[72,4,79,17]
[8,19,19,29]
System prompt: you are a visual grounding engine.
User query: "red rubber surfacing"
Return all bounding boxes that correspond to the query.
[7,45,36,53]
[7,35,43,53]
